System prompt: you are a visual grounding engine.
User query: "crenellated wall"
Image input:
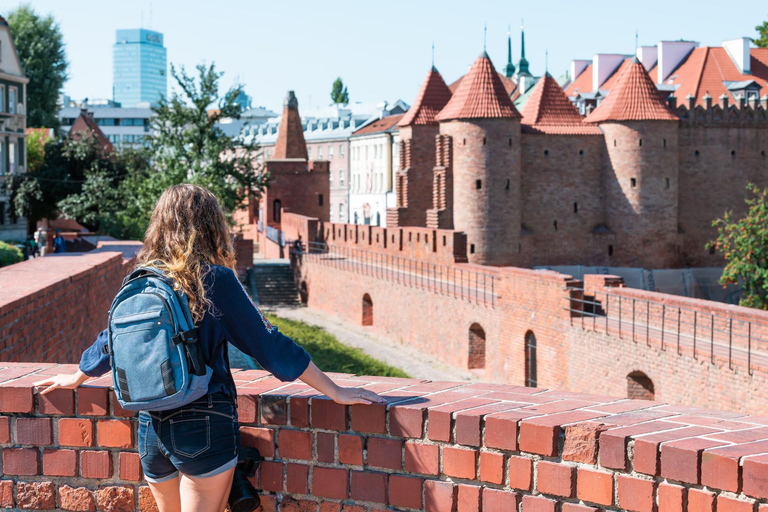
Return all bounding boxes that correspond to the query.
[1,363,768,511]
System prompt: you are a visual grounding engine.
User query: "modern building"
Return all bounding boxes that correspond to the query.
[0,15,28,241]
[349,114,402,227]
[252,100,408,223]
[58,101,153,148]
[113,29,167,107]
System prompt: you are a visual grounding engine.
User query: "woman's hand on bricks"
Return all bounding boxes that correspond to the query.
[34,370,90,395]
[331,387,386,405]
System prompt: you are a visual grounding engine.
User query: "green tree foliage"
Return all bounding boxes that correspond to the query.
[330,77,349,104]
[708,183,768,309]
[755,19,768,48]
[131,63,267,233]
[25,130,47,173]
[0,241,23,267]
[7,5,68,128]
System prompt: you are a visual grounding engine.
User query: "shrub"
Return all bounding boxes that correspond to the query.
[0,241,23,267]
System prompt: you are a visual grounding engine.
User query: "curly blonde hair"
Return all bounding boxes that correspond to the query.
[136,184,236,324]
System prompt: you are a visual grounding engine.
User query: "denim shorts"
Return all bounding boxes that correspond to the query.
[138,393,240,483]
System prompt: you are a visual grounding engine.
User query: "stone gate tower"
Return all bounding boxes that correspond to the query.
[585,57,681,268]
[436,52,523,266]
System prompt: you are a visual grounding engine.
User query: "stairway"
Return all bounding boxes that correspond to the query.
[249,261,301,306]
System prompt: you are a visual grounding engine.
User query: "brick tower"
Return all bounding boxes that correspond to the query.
[388,67,452,227]
[585,57,680,268]
[436,52,523,266]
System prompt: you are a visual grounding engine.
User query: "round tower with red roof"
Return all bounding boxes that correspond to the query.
[389,67,452,227]
[585,57,681,268]
[436,52,523,266]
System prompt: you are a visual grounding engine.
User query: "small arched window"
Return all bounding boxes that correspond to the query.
[627,371,654,400]
[468,324,486,369]
[362,294,373,326]
[273,199,282,224]
[525,331,537,387]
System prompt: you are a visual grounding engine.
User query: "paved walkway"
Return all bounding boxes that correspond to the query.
[264,305,479,382]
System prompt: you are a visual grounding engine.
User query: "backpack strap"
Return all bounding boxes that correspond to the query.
[123,266,175,288]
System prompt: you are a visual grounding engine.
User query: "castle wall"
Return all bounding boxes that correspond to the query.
[441,119,521,266]
[678,122,768,266]
[520,133,607,266]
[261,160,330,226]
[389,125,440,227]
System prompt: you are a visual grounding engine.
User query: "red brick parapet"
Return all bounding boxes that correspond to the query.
[1,363,767,511]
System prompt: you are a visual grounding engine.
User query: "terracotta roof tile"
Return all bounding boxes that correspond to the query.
[399,67,453,127]
[437,52,521,121]
[601,59,633,90]
[353,114,404,136]
[667,47,768,106]
[70,111,114,153]
[520,74,601,135]
[564,64,593,97]
[585,57,678,123]
[450,72,517,97]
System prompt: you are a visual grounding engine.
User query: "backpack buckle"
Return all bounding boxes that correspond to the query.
[172,329,199,346]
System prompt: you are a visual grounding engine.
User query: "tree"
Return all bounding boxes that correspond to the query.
[132,63,267,233]
[330,77,349,104]
[755,19,768,48]
[7,5,68,128]
[25,130,47,173]
[708,183,768,309]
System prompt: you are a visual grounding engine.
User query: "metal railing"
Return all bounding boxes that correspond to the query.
[295,241,497,308]
[265,225,285,246]
[566,287,768,375]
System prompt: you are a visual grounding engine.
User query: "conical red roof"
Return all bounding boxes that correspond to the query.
[520,74,600,134]
[436,52,521,121]
[274,91,308,159]
[585,57,678,123]
[399,67,453,127]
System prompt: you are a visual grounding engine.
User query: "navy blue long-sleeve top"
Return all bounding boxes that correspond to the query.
[79,264,311,399]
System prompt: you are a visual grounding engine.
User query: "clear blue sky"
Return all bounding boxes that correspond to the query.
[6,0,766,112]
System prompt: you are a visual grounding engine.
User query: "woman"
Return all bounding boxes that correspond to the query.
[35,184,384,512]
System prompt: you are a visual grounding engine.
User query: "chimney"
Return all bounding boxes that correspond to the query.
[635,46,658,72]
[592,54,626,91]
[657,40,698,83]
[570,59,590,82]
[722,38,751,74]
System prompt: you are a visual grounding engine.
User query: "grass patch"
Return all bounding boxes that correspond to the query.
[265,313,410,378]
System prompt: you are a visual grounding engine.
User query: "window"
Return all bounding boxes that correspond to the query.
[665,178,670,189]
[482,137,487,145]
[362,294,373,326]
[318,147,323,159]
[329,171,333,183]
[639,139,643,147]
[608,245,614,256]
[709,245,715,255]
[374,145,378,159]
[579,149,584,156]
[505,179,510,190]
[470,244,475,254]
[731,150,736,157]
[476,180,482,190]
[9,142,16,175]
[631,178,637,187]
[553,220,558,231]
[340,145,345,157]
[663,139,667,148]
[273,199,282,223]
[543,149,549,156]
[307,147,312,159]
[8,88,16,114]
[339,204,344,220]
[0,85,4,113]
[574,202,578,213]
[318,194,324,206]
[339,170,344,186]
[525,331,537,387]
[328,145,334,159]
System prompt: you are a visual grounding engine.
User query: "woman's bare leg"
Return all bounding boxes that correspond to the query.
[180,467,235,512]
[147,475,182,512]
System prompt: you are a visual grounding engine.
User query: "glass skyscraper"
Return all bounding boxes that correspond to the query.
[113,29,167,107]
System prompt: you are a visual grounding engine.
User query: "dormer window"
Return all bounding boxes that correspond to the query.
[725,80,761,103]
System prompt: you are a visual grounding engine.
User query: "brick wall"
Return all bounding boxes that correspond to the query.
[294,251,768,415]
[1,363,768,511]
[0,251,136,365]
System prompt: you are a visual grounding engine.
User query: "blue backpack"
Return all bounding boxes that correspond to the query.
[106,266,212,411]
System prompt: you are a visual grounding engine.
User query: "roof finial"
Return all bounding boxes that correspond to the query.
[432,41,435,68]
[545,48,549,73]
[483,23,487,52]
[505,25,516,78]
[635,29,639,51]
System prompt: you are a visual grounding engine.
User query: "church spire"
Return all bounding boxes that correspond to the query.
[505,27,516,78]
[517,21,531,77]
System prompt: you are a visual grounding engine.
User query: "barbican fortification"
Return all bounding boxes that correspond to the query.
[389,54,768,270]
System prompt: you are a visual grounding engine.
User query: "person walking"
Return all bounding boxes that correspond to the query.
[35,184,384,512]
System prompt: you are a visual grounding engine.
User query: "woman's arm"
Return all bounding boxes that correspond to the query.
[298,362,384,405]
[34,329,111,394]
[34,369,90,395]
